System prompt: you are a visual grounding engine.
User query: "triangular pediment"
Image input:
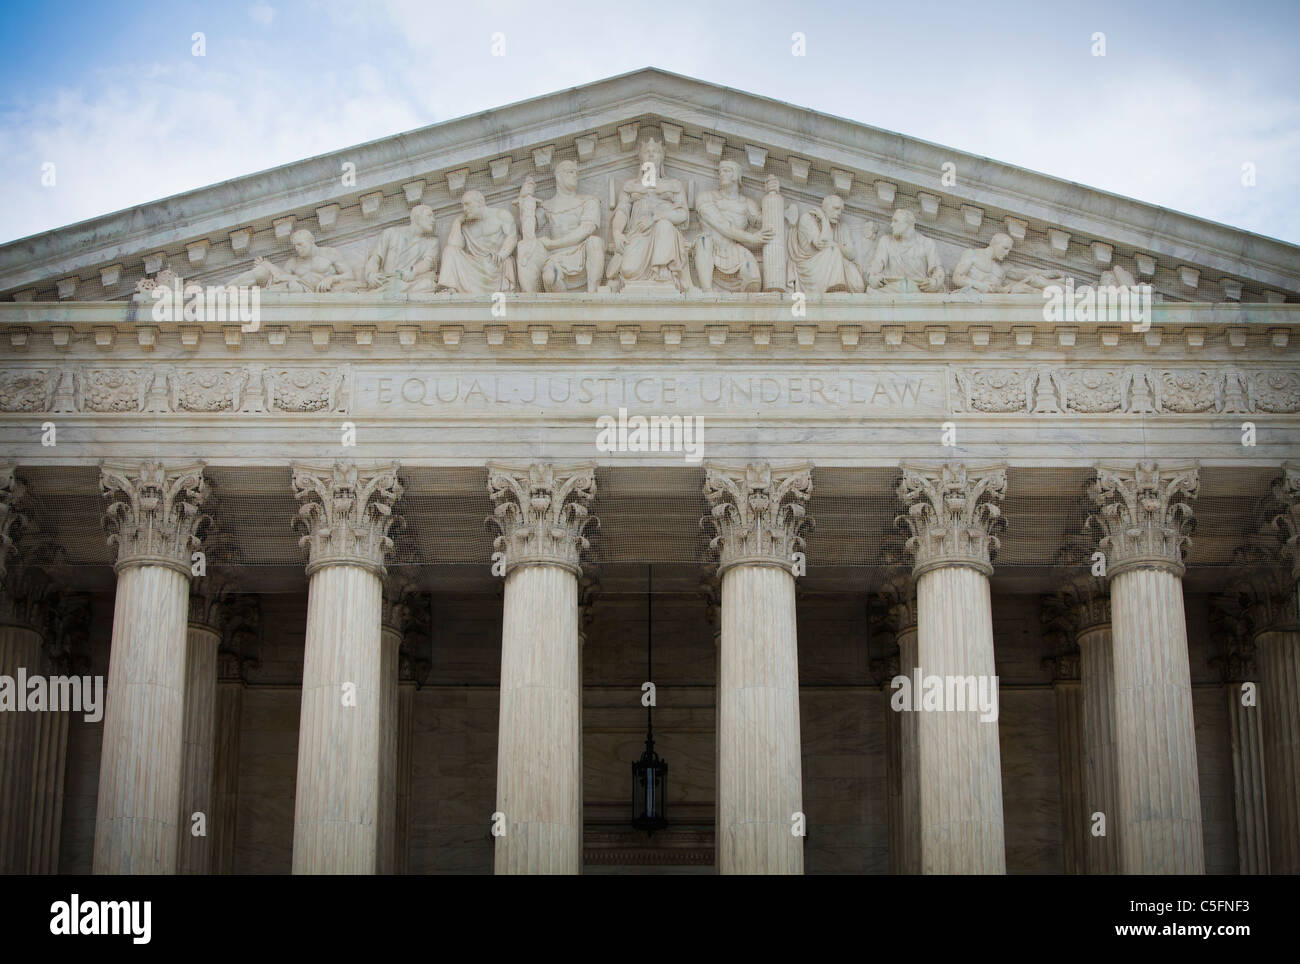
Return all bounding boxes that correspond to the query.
[1,67,1296,303]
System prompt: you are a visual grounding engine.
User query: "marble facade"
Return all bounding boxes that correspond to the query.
[0,70,1296,874]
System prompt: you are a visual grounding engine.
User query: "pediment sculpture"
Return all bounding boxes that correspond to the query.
[204,138,1145,302]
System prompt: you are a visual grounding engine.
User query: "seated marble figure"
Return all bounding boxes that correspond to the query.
[952,232,1067,294]
[233,229,362,293]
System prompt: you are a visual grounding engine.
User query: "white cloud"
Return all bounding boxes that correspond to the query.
[248,4,276,26]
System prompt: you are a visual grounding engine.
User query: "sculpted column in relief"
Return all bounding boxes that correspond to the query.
[94,461,210,874]
[487,462,596,874]
[703,461,812,875]
[1088,460,1204,873]
[290,462,403,874]
[896,462,1007,874]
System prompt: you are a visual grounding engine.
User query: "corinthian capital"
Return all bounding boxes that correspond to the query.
[702,461,812,575]
[101,460,210,573]
[0,466,27,590]
[292,461,403,575]
[1234,565,1300,637]
[486,461,597,575]
[1055,573,1111,633]
[1273,463,1300,581]
[895,462,1006,576]
[1086,460,1197,577]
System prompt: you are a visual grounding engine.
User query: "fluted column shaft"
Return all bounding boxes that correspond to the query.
[1079,623,1120,874]
[1256,629,1300,872]
[1225,678,1270,873]
[0,624,42,872]
[1052,676,1085,874]
[94,563,192,873]
[25,704,70,874]
[395,679,416,875]
[376,622,400,875]
[1109,567,1204,872]
[888,623,920,874]
[495,564,582,873]
[293,563,383,873]
[177,621,219,873]
[211,679,243,874]
[914,565,1005,873]
[717,563,803,874]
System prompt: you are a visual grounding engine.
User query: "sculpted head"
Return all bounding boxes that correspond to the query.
[410,205,435,235]
[989,232,1013,261]
[890,209,916,239]
[637,138,665,173]
[822,194,845,222]
[555,160,579,194]
[765,175,781,194]
[718,159,742,188]
[290,229,316,257]
[461,190,486,221]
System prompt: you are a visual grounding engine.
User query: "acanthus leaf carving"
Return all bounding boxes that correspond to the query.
[291,461,403,575]
[1086,459,1198,577]
[702,460,812,575]
[486,461,597,575]
[895,462,1006,576]
[100,459,211,572]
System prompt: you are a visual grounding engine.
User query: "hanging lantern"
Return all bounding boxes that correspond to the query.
[632,733,668,833]
[632,565,668,835]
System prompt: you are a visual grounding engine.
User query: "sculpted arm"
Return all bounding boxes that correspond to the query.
[667,183,690,227]
[952,249,978,289]
[924,239,946,290]
[611,188,630,252]
[496,211,518,260]
[408,237,438,279]
[696,194,745,244]
[446,216,466,251]
[364,233,389,285]
[866,236,889,287]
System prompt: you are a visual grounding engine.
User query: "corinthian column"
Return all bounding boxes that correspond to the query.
[1088,459,1203,874]
[290,462,403,874]
[703,460,812,875]
[176,572,233,874]
[487,462,596,875]
[896,463,1007,874]
[27,593,90,874]
[377,573,414,875]
[1270,465,1300,874]
[0,468,48,874]
[211,598,258,876]
[879,569,920,874]
[1042,636,1084,875]
[1239,565,1300,873]
[95,460,210,874]
[1210,594,1269,874]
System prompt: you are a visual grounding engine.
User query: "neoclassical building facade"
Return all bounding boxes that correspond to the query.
[0,70,1297,874]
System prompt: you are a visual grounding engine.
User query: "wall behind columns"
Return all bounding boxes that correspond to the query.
[797,595,885,874]
[992,594,1063,874]
[1185,593,1237,875]
[57,593,113,874]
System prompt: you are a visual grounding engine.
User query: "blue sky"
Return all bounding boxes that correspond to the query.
[1,0,1297,244]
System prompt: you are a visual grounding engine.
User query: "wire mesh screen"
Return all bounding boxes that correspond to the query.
[10,462,1283,595]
